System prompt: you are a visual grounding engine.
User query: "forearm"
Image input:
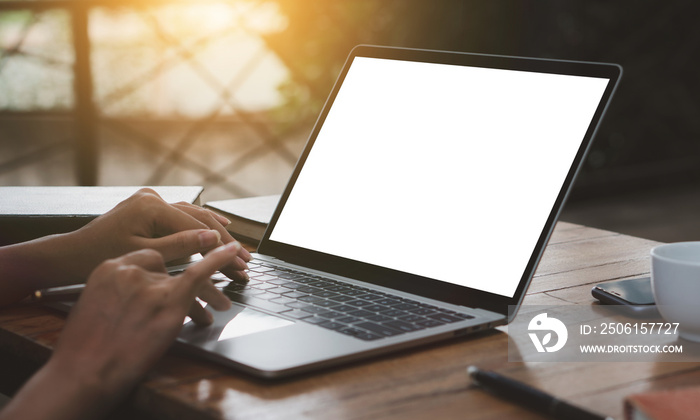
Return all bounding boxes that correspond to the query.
[0,242,241,420]
[0,356,124,420]
[0,231,91,305]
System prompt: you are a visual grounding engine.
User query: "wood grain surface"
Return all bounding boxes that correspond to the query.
[2,222,694,420]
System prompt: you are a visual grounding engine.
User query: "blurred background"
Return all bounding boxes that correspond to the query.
[1,0,699,242]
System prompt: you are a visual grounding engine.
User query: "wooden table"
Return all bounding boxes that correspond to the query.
[2,222,698,419]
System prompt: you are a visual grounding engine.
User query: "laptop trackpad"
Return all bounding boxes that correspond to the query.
[179,305,294,346]
[177,304,368,375]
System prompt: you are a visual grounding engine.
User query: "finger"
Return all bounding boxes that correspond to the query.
[197,281,231,311]
[219,263,250,282]
[173,203,253,262]
[217,255,250,273]
[171,242,243,305]
[151,202,211,238]
[134,187,162,199]
[187,300,213,326]
[205,209,231,227]
[173,202,230,238]
[236,242,253,262]
[115,187,163,211]
[183,242,242,281]
[113,249,167,273]
[144,229,222,263]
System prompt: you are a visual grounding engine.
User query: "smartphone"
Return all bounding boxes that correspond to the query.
[591,277,658,315]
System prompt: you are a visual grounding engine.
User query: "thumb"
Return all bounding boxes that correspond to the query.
[144,229,221,262]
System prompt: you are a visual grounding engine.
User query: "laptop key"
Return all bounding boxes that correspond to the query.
[280,309,313,319]
[392,303,420,311]
[307,280,333,288]
[314,300,340,308]
[343,289,367,297]
[415,319,446,328]
[238,287,267,296]
[338,327,364,337]
[270,296,296,305]
[226,293,290,314]
[357,294,385,301]
[238,263,455,338]
[364,304,390,312]
[346,299,373,307]
[301,306,332,315]
[250,274,276,281]
[329,304,357,313]
[281,291,309,299]
[317,310,344,319]
[355,322,403,337]
[225,283,246,292]
[314,291,340,299]
[428,313,464,323]
[294,277,318,284]
[318,321,346,331]
[326,286,353,293]
[279,273,304,280]
[336,316,361,324]
[256,261,275,268]
[303,316,327,325]
[347,309,375,318]
[398,314,426,323]
[252,283,279,290]
[285,301,312,309]
[384,320,422,333]
[297,295,326,304]
[210,272,229,281]
[328,295,355,303]
[354,332,384,341]
[380,309,406,317]
[366,314,392,323]
[253,292,280,301]
[376,298,401,306]
[296,286,324,294]
[265,287,290,294]
[213,280,229,290]
[409,307,437,315]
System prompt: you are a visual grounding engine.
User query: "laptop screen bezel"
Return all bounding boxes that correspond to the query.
[257,45,621,319]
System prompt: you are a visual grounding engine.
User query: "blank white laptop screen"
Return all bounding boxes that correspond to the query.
[269,56,610,297]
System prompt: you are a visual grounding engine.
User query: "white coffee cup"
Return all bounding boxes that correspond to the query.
[651,242,700,342]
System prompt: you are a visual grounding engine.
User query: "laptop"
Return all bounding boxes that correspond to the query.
[176,45,621,378]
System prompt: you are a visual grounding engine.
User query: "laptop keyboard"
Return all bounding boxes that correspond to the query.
[211,259,475,341]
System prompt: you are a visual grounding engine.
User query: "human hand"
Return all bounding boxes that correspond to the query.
[0,243,239,420]
[71,188,251,281]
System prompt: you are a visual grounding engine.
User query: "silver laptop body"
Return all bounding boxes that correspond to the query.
[176,45,621,378]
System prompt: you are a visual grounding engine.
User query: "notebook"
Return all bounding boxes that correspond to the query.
[177,45,621,378]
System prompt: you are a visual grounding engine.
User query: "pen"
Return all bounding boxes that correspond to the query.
[24,264,193,306]
[30,284,85,304]
[467,366,613,420]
